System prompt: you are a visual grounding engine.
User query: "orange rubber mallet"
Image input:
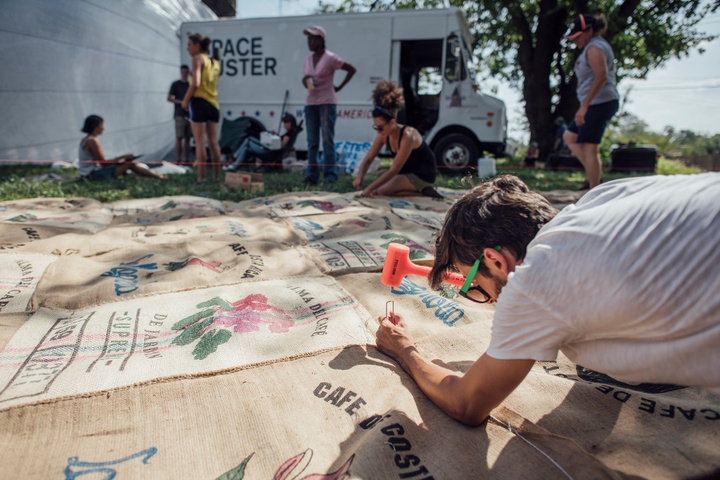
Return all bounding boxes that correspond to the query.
[381,243,465,288]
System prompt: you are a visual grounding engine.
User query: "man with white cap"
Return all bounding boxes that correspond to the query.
[302,25,356,185]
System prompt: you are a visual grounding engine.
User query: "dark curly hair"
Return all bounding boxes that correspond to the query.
[429,175,558,289]
[372,80,404,121]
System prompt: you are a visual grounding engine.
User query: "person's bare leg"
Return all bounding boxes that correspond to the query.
[129,163,166,180]
[375,175,419,197]
[206,121,222,181]
[563,130,590,188]
[581,143,602,188]
[191,122,207,182]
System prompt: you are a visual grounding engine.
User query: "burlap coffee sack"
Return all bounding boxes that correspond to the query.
[109,208,219,227]
[298,208,442,275]
[518,351,720,477]
[0,197,105,215]
[0,197,112,233]
[0,253,57,314]
[501,361,720,478]
[338,273,494,335]
[302,239,393,275]
[0,343,629,479]
[0,313,28,351]
[286,208,437,246]
[287,207,388,243]
[0,275,374,410]
[109,196,226,216]
[391,207,447,230]
[91,215,303,251]
[108,196,226,227]
[222,190,320,216]
[357,192,457,212]
[0,223,86,251]
[30,241,321,310]
[293,215,437,277]
[267,192,368,218]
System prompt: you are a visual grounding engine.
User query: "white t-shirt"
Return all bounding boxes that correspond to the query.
[487,173,720,394]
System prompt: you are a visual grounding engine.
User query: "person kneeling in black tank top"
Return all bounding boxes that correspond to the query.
[353,80,442,198]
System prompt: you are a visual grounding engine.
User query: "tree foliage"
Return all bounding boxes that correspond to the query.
[319,0,718,155]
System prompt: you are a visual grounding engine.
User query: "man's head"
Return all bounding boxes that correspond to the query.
[430,175,558,292]
[180,64,189,80]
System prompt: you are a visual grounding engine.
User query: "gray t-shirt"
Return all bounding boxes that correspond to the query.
[488,173,720,394]
[574,36,619,105]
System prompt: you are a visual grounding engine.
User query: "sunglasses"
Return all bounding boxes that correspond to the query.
[372,123,388,132]
[458,246,501,304]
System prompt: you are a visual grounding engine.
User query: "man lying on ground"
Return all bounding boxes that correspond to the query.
[376,173,720,426]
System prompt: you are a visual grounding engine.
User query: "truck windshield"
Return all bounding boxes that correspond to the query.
[461,35,479,82]
[444,34,467,82]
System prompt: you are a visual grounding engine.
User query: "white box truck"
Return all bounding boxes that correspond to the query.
[180,7,507,172]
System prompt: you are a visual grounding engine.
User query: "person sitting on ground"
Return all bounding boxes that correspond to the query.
[375,173,720,426]
[78,115,166,181]
[226,114,299,172]
[353,80,441,198]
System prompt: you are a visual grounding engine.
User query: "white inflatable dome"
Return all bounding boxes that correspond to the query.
[0,0,217,165]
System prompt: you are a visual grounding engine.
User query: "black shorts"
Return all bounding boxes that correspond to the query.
[567,99,619,144]
[189,97,219,123]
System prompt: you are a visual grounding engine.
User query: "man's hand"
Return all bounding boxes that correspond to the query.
[376,313,415,370]
[374,310,535,426]
[352,177,363,190]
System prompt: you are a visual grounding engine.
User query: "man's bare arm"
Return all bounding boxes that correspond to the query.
[376,315,534,426]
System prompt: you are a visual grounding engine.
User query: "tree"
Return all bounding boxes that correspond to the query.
[319,0,718,157]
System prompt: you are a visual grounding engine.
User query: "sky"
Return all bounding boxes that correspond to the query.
[236,0,720,140]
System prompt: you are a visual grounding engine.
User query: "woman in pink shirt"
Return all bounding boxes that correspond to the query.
[301,25,356,185]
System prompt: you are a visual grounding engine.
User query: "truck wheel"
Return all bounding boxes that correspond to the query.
[433,134,478,174]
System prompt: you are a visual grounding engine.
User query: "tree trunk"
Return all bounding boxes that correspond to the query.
[514,0,571,159]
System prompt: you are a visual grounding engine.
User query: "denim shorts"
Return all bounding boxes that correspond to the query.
[86,165,117,180]
[567,99,619,144]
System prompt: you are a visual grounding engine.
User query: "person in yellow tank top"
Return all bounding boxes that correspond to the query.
[182,33,221,184]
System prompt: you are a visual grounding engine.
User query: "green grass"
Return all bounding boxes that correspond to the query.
[0,157,703,203]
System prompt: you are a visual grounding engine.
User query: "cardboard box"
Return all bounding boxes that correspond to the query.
[225,172,264,192]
